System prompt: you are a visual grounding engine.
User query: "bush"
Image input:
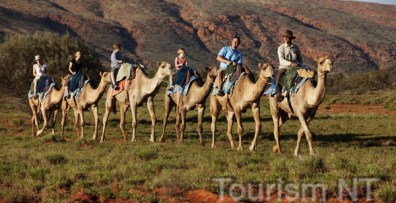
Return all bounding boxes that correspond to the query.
[0,32,105,110]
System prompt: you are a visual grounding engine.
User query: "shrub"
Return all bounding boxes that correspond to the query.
[0,32,105,110]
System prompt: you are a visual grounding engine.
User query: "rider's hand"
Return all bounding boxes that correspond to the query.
[291,62,298,67]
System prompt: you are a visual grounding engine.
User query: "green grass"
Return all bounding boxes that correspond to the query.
[0,89,395,202]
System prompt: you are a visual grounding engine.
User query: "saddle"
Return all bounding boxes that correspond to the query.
[114,63,136,84]
[263,66,315,96]
[28,76,55,100]
[167,76,198,96]
[212,70,254,96]
[30,76,54,94]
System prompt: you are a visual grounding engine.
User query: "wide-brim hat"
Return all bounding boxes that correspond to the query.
[35,55,40,60]
[282,30,296,39]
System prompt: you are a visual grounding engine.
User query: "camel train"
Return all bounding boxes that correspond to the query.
[29,56,332,155]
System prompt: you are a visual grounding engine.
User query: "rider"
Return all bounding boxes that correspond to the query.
[111,42,123,90]
[32,55,47,97]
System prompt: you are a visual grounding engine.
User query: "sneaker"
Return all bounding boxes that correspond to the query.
[33,94,39,99]
[167,86,174,91]
[276,94,284,102]
[217,90,225,96]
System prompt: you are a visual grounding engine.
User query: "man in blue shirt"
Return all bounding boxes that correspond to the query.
[216,36,243,96]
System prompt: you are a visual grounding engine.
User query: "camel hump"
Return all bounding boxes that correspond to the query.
[115,63,134,82]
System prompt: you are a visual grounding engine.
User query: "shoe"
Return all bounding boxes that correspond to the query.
[217,90,225,96]
[167,86,174,91]
[112,84,120,91]
[33,94,39,99]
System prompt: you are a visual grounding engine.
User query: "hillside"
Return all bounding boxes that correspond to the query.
[1,0,395,71]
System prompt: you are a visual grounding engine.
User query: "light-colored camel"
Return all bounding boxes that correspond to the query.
[159,66,218,144]
[60,72,111,139]
[29,77,68,137]
[270,57,332,156]
[210,63,274,151]
[100,62,172,142]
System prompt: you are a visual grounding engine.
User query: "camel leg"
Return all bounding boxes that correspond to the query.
[36,107,47,136]
[296,113,315,155]
[101,91,113,142]
[61,102,69,137]
[210,95,221,148]
[179,107,187,143]
[249,102,261,151]
[31,103,39,137]
[295,115,315,156]
[294,127,304,157]
[78,107,85,139]
[197,104,205,145]
[119,103,128,142]
[234,108,244,151]
[130,104,137,142]
[175,105,181,142]
[159,95,174,143]
[73,109,80,139]
[226,111,235,149]
[270,97,283,154]
[51,108,59,135]
[147,96,156,142]
[91,105,98,140]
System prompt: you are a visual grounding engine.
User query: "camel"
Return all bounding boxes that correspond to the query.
[100,62,172,142]
[159,66,218,144]
[210,63,274,151]
[60,72,111,139]
[269,57,332,156]
[29,77,68,137]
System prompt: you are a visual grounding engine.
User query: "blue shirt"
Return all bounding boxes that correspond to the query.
[218,46,243,69]
[111,50,123,69]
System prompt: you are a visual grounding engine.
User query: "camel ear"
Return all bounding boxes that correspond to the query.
[99,71,102,76]
[205,66,210,71]
[157,61,161,67]
[258,63,262,69]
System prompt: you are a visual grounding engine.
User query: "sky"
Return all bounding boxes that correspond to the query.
[349,0,396,4]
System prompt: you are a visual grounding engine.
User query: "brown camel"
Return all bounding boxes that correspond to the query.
[100,62,172,142]
[159,66,218,144]
[210,63,274,151]
[60,72,111,139]
[270,57,332,156]
[29,77,68,137]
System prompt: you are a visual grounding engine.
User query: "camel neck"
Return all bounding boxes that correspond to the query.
[307,72,327,107]
[139,68,164,94]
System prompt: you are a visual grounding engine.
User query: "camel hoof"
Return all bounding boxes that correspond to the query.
[237,146,243,151]
[51,129,55,135]
[149,138,155,143]
[131,139,136,142]
[249,145,256,151]
[158,137,165,143]
[272,145,279,153]
[211,144,216,149]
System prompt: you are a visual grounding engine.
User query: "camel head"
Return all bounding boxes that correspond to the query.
[60,76,68,87]
[156,61,172,79]
[257,63,274,79]
[317,57,332,74]
[205,66,218,79]
[99,71,111,85]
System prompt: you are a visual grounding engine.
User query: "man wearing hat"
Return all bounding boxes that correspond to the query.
[272,29,303,97]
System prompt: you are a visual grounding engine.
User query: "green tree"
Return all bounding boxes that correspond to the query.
[0,32,104,109]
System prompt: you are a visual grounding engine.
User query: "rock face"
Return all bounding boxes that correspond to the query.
[1,0,395,71]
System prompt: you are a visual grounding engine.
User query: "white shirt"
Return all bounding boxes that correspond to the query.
[33,64,46,78]
[277,43,303,69]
